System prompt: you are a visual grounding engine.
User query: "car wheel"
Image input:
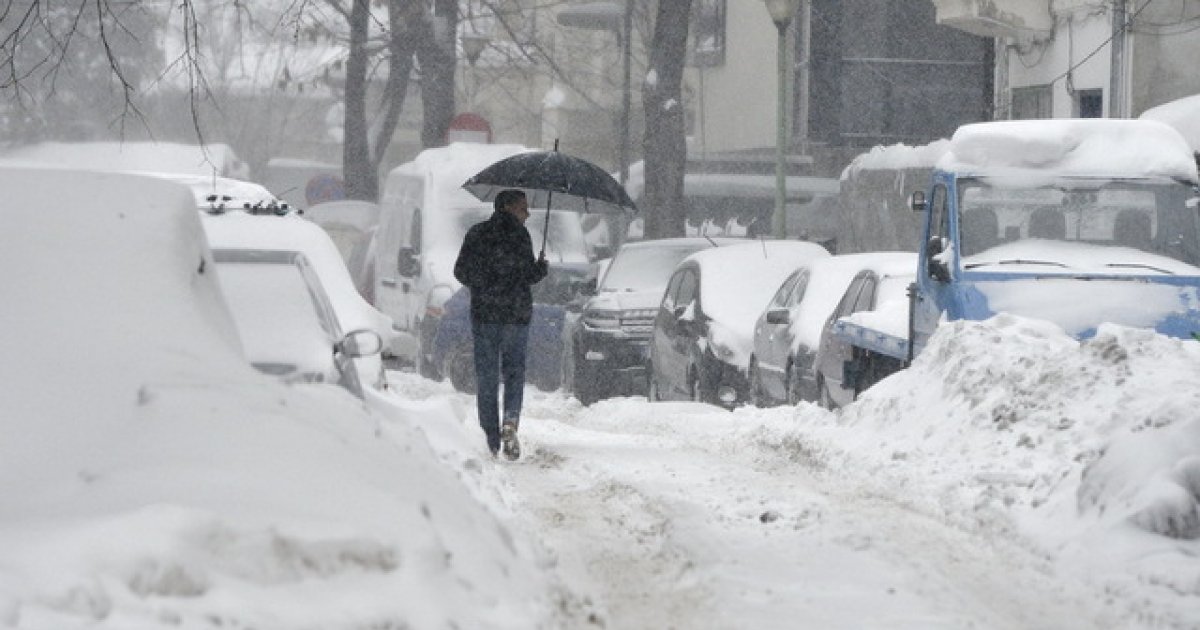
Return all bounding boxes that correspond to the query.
[785,363,803,405]
[445,345,476,394]
[417,347,441,380]
[647,362,662,402]
[748,358,767,408]
[573,361,602,406]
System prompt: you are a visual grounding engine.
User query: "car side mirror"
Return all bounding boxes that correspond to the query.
[337,329,384,358]
[909,191,927,212]
[925,236,951,282]
[397,247,418,276]
[765,308,790,325]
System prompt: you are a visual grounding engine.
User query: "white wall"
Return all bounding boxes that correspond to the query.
[1004,9,1112,118]
[690,2,780,152]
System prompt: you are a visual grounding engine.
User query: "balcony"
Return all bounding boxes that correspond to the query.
[931,0,1052,39]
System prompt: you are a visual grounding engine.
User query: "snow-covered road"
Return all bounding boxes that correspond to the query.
[392,371,1120,630]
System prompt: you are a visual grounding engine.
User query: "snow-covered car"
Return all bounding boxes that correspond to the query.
[813,260,916,409]
[212,248,382,398]
[202,209,395,391]
[648,240,830,407]
[563,237,741,405]
[749,252,915,406]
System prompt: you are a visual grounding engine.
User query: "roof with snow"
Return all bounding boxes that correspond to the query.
[937,119,1199,184]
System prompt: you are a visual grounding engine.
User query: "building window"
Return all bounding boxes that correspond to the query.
[693,0,726,67]
[1076,89,1103,118]
[1011,85,1052,119]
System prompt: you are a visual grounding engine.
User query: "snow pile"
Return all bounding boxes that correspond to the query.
[0,167,565,629]
[939,119,1200,183]
[1140,92,1200,152]
[739,313,1200,625]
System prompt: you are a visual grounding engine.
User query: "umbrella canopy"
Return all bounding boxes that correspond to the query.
[462,150,638,215]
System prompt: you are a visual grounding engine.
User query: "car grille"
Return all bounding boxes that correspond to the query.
[620,309,657,336]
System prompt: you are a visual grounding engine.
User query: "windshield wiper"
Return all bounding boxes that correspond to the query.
[964,259,1070,269]
[1105,262,1175,275]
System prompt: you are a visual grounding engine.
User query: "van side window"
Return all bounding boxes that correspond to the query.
[411,210,423,254]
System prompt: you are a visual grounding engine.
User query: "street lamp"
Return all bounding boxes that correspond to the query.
[556,0,633,186]
[763,0,796,239]
[460,30,490,109]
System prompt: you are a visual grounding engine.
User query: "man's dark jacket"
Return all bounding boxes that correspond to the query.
[453,210,548,324]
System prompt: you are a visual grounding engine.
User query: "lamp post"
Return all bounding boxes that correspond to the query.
[460,31,490,109]
[763,0,796,239]
[556,0,633,186]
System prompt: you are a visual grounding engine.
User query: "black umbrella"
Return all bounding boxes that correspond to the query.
[462,143,637,256]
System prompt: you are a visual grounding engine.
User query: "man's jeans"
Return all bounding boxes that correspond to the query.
[472,321,529,453]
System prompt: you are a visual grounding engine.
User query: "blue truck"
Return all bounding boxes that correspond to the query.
[831,118,1200,399]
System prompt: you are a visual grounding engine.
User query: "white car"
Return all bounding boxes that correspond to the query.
[202,210,396,391]
[213,248,382,397]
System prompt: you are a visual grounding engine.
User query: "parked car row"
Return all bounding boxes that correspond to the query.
[557,234,917,411]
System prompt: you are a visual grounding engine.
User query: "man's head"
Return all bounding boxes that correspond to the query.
[495,189,529,224]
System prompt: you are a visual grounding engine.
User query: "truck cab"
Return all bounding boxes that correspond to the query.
[834,118,1200,398]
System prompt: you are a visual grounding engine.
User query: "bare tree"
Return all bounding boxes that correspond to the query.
[0,0,166,141]
[641,0,691,239]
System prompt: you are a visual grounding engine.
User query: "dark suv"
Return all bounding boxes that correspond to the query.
[563,238,737,404]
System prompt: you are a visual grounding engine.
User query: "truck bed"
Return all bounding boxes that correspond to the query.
[831,318,910,362]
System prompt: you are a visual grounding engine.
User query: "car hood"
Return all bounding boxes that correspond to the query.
[587,290,663,312]
[968,277,1200,340]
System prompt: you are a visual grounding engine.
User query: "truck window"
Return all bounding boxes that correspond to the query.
[836,276,868,318]
[930,184,949,242]
[769,271,803,309]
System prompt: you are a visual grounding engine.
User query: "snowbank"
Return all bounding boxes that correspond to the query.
[0,167,565,629]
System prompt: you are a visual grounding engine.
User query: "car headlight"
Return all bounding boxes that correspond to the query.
[583,309,621,330]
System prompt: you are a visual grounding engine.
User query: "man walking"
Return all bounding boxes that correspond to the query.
[453,189,548,459]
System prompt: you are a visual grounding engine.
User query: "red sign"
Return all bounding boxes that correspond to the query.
[446,112,493,144]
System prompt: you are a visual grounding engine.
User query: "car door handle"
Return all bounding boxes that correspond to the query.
[381,278,398,288]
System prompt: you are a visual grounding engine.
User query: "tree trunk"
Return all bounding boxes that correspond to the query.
[641,0,692,239]
[342,0,375,200]
[418,0,458,148]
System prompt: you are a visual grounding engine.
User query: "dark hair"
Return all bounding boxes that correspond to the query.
[494,189,526,212]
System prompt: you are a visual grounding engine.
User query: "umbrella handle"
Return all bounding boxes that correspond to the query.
[542,139,559,260]
[540,189,552,259]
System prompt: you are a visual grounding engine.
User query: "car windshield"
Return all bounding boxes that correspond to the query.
[957,176,1200,269]
[601,243,710,293]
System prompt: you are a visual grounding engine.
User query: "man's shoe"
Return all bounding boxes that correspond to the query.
[500,422,520,461]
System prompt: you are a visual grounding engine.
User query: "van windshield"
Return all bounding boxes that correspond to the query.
[957,176,1200,270]
[438,206,590,263]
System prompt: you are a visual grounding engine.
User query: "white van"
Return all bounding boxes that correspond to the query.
[375,142,595,376]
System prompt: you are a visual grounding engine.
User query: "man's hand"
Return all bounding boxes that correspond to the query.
[536,252,549,275]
